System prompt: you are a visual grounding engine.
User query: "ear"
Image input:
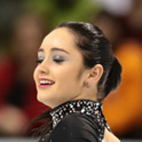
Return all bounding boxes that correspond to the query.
[87,64,103,84]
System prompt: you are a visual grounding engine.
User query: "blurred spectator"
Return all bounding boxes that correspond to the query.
[0,0,24,50]
[0,13,48,136]
[24,0,100,29]
[94,11,125,48]
[94,11,142,139]
[124,0,142,43]
[94,0,133,16]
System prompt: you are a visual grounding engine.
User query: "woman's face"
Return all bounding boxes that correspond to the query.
[34,28,89,108]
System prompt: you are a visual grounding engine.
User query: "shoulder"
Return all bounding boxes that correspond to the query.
[58,112,100,132]
[104,128,121,142]
[47,113,100,142]
[59,113,100,133]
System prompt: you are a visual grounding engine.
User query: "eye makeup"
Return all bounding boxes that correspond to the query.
[36,47,69,64]
[37,49,45,64]
[52,54,67,63]
[36,56,45,64]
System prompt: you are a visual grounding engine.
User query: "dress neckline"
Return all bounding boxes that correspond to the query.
[50,99,102,127]
[50,99,110,142]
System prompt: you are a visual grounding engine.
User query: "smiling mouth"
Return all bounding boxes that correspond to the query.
[38,79,55,88]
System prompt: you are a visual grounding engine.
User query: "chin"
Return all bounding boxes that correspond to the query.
[37,93,46,103]
[36,93,53,107]
[37,93,43,103]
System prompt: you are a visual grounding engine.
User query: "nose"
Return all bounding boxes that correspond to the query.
[37,62,49,75]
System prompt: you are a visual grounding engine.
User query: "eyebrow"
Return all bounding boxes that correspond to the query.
[51,47,69,54]
[38,48,44,52]
[38,47,70,54]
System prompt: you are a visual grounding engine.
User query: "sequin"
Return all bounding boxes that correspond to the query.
[81,108,85,113]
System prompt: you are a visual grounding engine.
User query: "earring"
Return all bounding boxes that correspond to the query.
[85,82,89,87]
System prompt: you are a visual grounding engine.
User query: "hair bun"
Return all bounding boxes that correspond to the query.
[104,56,122,96]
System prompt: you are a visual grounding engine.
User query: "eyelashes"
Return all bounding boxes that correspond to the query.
[36,56,44,64]
[36,55,67,64]
[36,59,64,64]
[52,55,66,63]
[36,59,43,64]
[53,58,65,63]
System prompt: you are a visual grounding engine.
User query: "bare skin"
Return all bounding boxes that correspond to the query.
[104,128,121,142]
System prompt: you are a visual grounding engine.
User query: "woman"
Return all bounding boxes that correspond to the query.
[33,21,122,142]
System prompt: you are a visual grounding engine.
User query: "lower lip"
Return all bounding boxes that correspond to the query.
[38,84,54,88]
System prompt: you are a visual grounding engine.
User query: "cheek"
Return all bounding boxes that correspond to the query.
[33,67,38,84]
[56,65,84,89]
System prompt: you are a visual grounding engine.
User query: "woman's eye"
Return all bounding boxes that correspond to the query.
[36,59,43,64]
[53,59,64,63]
[36,56,45,64]
[52,55,66,63]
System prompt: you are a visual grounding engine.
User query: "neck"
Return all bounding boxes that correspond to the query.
[72,91,98,102]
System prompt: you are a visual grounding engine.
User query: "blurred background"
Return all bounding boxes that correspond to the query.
[0,0,142,141]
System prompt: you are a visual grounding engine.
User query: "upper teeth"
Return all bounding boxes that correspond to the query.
[39,80,54,85]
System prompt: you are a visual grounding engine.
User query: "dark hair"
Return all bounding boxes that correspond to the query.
[31,21,122,140]
[57,21,122,101]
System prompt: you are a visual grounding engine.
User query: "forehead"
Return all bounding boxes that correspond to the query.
[41,27,77,50]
